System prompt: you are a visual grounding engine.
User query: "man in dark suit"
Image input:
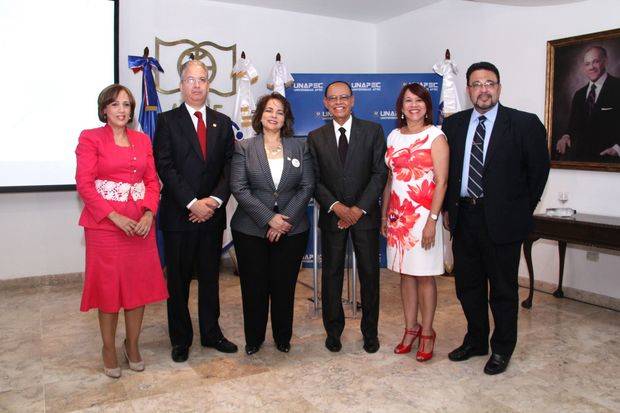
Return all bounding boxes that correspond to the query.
[556,46,620,162]
[442,62,549,375]
[154,59,237,362]
[308,81,388,353]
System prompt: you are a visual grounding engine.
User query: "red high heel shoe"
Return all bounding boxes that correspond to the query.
[416,330,436,362]
[394,325,421,354]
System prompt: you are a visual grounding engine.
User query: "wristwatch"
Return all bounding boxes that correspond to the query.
[429,213,438,221]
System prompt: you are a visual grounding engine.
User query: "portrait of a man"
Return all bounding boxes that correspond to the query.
[547,29,620,171]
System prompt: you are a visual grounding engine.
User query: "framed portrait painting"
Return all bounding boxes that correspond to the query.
[546,28,620,172]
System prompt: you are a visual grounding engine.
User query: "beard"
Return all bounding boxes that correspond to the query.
[474,94,497,112]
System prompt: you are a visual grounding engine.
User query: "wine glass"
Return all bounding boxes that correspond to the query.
[558,191,568,206]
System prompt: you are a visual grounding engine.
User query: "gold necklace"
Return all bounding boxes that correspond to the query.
[265,144,283,155]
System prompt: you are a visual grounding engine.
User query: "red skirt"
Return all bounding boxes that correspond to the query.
[80,227,168,312]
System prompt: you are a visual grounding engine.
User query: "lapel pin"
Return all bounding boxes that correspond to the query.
[291,158,300,168]
[212,123,217,127]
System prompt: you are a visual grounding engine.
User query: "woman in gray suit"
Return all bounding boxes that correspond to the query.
[231,93,314,355]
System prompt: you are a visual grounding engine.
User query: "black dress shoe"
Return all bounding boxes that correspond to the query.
[484,353,510,375]
[363,337,380,353]
[276,342,291,353]
[171,346,189,362]
[448,344,488,362]
[245,344,261,355]
[204,337,238,353]
[325,336,342,352]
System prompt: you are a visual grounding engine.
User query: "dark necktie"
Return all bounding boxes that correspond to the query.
[338,127,348,164]
[586,84,596,117]
[194,111,207,159]
[467,115,486,198]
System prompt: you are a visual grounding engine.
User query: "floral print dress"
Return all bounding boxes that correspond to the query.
[385,126,444,276]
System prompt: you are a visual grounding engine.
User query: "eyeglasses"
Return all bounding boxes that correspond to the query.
[183,77,208,85]
[326,94,352,102]
[469,81,498,90]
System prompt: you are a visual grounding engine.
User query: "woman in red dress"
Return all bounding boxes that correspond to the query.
[75,84,168,378]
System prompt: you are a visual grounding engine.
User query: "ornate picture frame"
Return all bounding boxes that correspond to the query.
[546,28,620,172]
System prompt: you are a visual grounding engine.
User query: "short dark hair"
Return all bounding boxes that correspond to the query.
[97,84,136,123]
[396,83,433,127]
[324,81,353,97]
[251,93,295,137]
[466,62,500,85]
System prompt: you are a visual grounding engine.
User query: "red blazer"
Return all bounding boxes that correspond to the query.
[75,125,160,231]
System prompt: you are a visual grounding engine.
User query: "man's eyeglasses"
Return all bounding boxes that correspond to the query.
[183,77,208,85]
[326,94,352,102]
[469,81,498,90]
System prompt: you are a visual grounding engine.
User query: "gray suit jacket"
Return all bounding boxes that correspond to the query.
[230,134,315,238]
[308,117,387,231]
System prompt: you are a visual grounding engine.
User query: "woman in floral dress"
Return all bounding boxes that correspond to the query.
[381,83,449,361]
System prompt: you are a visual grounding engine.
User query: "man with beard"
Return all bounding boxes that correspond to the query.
[442,62,549,375]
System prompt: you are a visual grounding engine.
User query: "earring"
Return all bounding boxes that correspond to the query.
[425,114,428,119]
[103,114,107,120]
[400,113,405,120]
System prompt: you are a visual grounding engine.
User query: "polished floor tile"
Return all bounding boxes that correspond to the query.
[0,265,618,412]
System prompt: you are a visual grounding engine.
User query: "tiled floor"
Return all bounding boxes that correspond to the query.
[1,264,618,412]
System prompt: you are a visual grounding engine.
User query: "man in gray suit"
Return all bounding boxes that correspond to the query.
[308,81,388,353]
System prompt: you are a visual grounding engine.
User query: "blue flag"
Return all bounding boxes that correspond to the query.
[128,55,164,139]
[128,54,166,266]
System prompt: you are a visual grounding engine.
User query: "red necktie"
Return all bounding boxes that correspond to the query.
[194,111,207,159]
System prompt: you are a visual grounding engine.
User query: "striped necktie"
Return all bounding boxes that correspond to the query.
[467,115,486,198]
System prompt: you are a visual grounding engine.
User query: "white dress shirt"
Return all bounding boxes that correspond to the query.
[328,116,365,215]
[332,116,352,146]
[586,72,607,103]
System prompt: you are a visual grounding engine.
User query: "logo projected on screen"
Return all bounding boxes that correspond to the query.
[154,37,237,97]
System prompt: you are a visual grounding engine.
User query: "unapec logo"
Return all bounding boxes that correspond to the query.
[315,110,333,121]
[402,81,440,92]
[373,109,398,120]
[351,81,381,92]
[293,82,324,92]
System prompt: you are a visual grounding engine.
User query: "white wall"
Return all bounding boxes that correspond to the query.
[377,0,620,299]
[0,191,84,279]
[0,0,376,280]
[119,0,377,114]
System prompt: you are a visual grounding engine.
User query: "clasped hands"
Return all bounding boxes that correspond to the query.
[108,210,153,238]
[267,213,292,243]
[188,197,219,223]
[333,203,364,230]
